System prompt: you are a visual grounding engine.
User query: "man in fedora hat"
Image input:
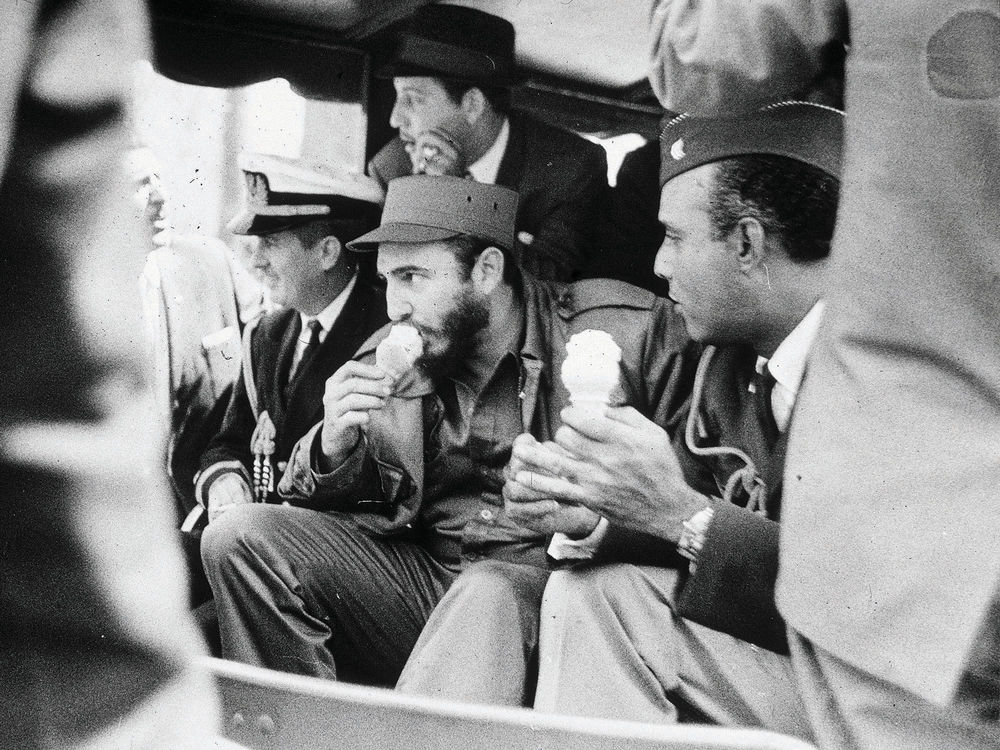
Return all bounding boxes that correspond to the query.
[195,153,387,522]
[368,4,608,282]
[200,175,695,686]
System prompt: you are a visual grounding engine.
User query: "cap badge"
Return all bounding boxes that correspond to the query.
[670,138,686,161]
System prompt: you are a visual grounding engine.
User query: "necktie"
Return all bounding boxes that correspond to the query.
[291,319,322,381]
[753,365,779,446]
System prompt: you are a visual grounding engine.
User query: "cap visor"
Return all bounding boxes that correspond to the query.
[226,211,315,237]
[347,222,461,252]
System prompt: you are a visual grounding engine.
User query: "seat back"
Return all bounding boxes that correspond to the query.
[203,657,818,750]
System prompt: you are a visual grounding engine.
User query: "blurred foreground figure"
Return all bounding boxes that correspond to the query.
[650,2,1000,748]
[0,1,217,747]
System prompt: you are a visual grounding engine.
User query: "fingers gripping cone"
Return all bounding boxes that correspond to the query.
[560,330,622,412]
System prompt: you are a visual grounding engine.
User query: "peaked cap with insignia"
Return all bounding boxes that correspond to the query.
[659,101,845,187]
[228,152,385,236]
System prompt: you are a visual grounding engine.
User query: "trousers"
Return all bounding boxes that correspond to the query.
[534,564,814,741]
[201,504,456,684]
[396,560,551,705]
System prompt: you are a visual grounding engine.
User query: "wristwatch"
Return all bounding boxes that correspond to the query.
[676,506,715,566]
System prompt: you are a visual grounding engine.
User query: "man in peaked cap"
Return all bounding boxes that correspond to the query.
[201,175,694,687]
[474,102,841,734]
[367,4,608,282]
[195,153,387,523]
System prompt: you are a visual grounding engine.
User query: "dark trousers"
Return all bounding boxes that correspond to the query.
[201,504,456,685]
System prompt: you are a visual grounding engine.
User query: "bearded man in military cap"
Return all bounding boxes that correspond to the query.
[368,4,608,282]
[200,175,695,687]
[195,153,386,522]
[386,102,840,723]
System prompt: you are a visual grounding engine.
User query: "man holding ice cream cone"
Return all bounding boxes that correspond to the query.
[201,175,696,689]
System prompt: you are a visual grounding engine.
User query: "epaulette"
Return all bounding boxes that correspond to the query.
[556,278,656,320]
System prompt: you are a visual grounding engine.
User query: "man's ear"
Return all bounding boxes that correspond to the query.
[734,217,767,274]
[460,87,487,125]
[317,235,344,271]
[471,245,505,294]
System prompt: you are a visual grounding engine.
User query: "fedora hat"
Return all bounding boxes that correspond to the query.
[376,5,522,88]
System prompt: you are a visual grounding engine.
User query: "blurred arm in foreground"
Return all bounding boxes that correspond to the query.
[0,1,218,747]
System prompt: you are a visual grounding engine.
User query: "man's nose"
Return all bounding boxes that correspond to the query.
[384,284,413,322]
[653,242,674,281]
[388,98,407,131]
[249,242,268,269]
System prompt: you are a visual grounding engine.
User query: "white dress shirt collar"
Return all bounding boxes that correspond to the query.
[299,273,357,341]
[467,118,510,184]
[755,300,825,431]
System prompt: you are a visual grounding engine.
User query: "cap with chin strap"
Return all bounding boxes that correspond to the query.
[227,152,384,237]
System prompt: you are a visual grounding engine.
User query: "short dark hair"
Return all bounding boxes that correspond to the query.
[293,214,381,266]
[439,79,511,116]
[448,234,518,284]
[707,155,840,262]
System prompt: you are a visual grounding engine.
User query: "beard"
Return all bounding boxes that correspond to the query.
[415,287,490,382]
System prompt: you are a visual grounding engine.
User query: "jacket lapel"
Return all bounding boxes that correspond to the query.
[281,281,388,442]
[495,113,525,190]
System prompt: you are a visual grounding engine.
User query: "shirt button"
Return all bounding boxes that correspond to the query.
[277,461,288,471]
[479,509,495,522]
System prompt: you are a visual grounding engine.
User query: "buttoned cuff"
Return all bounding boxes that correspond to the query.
[547,517,609,560]
[310,432,368,489]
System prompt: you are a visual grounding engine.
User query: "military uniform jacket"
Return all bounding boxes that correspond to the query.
[368,111,608,282]
[197,279,387,504]
[663,345,789,654]
[280,273,697,560]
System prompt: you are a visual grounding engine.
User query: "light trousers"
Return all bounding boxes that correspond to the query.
[535,563,814,741]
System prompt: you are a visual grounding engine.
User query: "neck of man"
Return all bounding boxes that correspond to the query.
[298,262,354,317]
[461,280,522,392]
[463,108,505,166]
[751,258,828,358]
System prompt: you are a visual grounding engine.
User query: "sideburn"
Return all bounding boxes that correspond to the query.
[417,289,490,382]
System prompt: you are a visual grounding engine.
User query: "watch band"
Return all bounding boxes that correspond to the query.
[677,506,715,564]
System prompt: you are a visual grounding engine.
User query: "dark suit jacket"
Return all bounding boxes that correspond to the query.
[368,111,608,282]
[197,278,387,504]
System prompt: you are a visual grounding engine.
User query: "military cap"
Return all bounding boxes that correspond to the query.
[348,175,518,252]
[659,101,845,187]
[228,152,384,236]
[376,5,522,88]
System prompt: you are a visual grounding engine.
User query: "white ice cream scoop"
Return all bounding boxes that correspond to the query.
[560,329,622,410]
[376,324,423,379]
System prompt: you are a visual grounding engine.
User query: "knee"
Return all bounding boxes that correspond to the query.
[448,560,549,614]
[200,503,282,571]
[543,563,674,613]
